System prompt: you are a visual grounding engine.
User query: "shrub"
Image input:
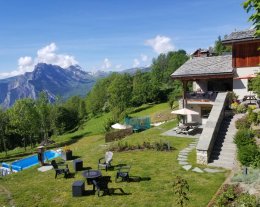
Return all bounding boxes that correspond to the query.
[215,185,236,206]
[173,176,189,207]
[235,116,251,129]
[238,144,259,166]
[234,129,255,147]
[237,104,247,113]
[235,193,258,207]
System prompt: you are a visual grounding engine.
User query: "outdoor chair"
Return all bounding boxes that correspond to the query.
[115,165,131,182]
[92,176,112,196]
[51,160,70,179]
[98,151,113,171]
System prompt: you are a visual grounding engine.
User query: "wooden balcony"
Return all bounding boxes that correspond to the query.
[185,91,218,103]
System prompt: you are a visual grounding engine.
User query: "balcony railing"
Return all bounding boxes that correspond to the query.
[185,91,218,102]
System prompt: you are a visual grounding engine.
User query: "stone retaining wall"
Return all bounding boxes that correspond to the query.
[196,92,228,165]
[105,127,133,143]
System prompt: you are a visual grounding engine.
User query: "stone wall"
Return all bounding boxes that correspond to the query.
[196,92,228,165]
[105,127,133,143]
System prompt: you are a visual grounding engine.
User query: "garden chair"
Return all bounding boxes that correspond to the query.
[92,176,112,196]
[98,151,113,171]
[115,165,131,182]
[51,160,70,179]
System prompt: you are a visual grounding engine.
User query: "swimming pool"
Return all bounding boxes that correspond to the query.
[2,150,61,171]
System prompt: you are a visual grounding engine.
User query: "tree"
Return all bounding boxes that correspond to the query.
[252,73,260,97]
[36,91,52,144]
[131,71,155,106]
[173,176,190,207]
[108,73,133,115]
[243,0,260,36]
[214,36,232,55]
[8,98,39,150]
[86,78,110,116]
[0,108,9,155]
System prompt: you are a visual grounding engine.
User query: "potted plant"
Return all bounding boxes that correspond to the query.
[61,146,72,161]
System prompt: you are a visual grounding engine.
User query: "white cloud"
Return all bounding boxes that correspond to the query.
[102,58,112,69]
[0,42,78,79]
[145,35,174,54]
[115,64,122,69]
[18,56,34,72]
[36,43,78,68]
[133,58,140,67]
[140,54,148,62]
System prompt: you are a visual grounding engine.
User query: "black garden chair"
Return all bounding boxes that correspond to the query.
[51,160,70,179]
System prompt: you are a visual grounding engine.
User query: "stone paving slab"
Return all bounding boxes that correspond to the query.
[179,152,189,156]
[204,168,225,173]
[179,161,189,165]
[182,165,192,171]
[177,157,188,162]
[192,167,204,173]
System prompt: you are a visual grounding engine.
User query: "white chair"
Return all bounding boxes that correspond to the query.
[98,151,113,171]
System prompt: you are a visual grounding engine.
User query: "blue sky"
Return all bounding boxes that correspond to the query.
[0,0,252,78]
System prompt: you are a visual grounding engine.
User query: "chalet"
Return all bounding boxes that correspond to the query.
[170,29,260,167]
[222,29,260,98]
[171,29,260,125]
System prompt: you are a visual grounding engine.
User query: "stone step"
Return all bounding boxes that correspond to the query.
[208,161,235,170]
[210,153,236,162]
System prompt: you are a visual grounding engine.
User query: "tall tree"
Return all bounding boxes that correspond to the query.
[108,73,133,114]
[214,36,232,55]
[132,71,155,106]
[0,108,9,155]
[8,98,39,150]
[36,91,51,144]
[243,0,260,36]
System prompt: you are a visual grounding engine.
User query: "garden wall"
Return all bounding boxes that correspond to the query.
[105,127,133,142]
[196,92,228,165]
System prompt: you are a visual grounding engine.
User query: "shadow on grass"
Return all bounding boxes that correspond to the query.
[82,188,131,197]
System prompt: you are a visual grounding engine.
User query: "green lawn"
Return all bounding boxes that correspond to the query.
[0,103,228,207]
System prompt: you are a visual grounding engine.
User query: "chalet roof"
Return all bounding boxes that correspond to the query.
[222,29,259,44]
[171,55,233,79]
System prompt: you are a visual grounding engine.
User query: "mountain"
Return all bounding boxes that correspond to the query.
[0,63,96,108]
[0,64,151,108]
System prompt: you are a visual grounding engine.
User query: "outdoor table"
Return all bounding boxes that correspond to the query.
[82,170,102,191]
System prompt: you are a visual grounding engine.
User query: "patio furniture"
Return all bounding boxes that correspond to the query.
[51,160,70,179]
[98,151,113,171]
[72,180,85,197]
[115,165,131,182]
[92,176,112,196]
[82,170,102,190]
[73,159,83,171]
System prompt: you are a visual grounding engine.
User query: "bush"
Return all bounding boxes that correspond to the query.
[215,185,236,206]
[234,129,255,147]
[236,193,258,207]
[238,144,259,166]
[235,116,251,129]
[237,104,247,113]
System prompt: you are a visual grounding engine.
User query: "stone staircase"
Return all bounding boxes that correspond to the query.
[208,114,244,169]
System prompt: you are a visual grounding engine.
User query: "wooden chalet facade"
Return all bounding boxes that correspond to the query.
[171,29,260,124]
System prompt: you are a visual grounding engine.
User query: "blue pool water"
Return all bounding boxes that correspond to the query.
[2,150,60,171]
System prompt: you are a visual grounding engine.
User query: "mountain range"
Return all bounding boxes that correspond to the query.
[0,63,151,108]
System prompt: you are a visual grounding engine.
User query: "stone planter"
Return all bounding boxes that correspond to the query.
[61,150,72,161]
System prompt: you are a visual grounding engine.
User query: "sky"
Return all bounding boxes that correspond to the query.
[0,0,253,78]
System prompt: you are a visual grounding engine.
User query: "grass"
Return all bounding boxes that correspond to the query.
[0,103,228,207]
[129,102,177,123]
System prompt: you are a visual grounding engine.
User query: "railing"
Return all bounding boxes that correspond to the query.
[185,91,218,102]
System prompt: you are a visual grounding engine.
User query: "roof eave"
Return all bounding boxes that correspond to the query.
[171,72,234,80]
[222,37,260,45]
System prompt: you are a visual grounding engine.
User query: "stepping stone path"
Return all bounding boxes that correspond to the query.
[177,139,225,173]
